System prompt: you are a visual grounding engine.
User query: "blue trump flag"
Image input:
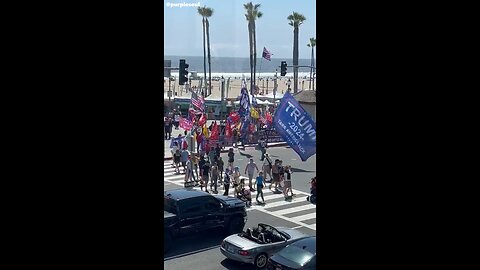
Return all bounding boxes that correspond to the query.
[170,136,184,148]
[273,92,316,161]
[238,80,250,117]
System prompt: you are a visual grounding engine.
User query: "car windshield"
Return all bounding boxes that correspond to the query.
[277,245,314,267]
[164,197,177,214]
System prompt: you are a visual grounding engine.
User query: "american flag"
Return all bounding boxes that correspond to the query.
[191,92,205,111]
[262,47,272,61]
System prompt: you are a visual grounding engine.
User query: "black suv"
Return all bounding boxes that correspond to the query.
[164,188,247,253]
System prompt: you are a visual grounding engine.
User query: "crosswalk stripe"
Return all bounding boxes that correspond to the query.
[262,196,309,209]
[289,213,316,222]
[272,204,316,216]
[163,163,315,230]
[164,175,186,181]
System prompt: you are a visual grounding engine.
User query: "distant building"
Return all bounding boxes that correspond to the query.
[292,90,316,122]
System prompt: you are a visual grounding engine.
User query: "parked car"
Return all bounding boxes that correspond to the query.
[164,188,247,253]
[266,236,317,270]
[220,223,309,269]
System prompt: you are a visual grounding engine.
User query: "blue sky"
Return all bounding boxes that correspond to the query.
[164,0,316,59]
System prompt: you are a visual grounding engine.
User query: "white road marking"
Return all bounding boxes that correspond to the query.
[273,204,317,215]
[163,163,316,231]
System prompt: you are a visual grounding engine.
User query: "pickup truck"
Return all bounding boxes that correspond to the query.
[164,188,248,253]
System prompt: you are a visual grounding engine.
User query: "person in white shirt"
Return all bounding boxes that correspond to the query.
[244,158,259,192]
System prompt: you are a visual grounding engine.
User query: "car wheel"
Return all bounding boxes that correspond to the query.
[254,253,268,269]
[164,232,172,253]
[227,216,244,235]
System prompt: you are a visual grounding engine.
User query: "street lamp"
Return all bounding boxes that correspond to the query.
[286,78,291,93]
[313,72,316,91]
[273,71,278,104]
[221,76,225,118]
[266,78,269,94]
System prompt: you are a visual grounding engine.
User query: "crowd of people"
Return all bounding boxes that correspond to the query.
[170,135,306,206]
[164,105,316,206]
[164,109,182,140]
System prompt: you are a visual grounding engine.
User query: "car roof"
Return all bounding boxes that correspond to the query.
[290,236,316,253]
[164,188,211,200]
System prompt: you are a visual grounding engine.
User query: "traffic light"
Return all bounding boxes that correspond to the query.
[179,59,189,85]
[280,61,287,76]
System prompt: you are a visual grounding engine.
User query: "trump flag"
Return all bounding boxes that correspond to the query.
[273,91,316,161]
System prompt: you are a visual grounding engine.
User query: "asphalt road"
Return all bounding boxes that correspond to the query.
[163,146,317,270]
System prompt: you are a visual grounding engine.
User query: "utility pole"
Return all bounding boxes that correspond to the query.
[273,70,278,105]
[221,76,225,118]
[226,77,230,99]
[168,77,172,103]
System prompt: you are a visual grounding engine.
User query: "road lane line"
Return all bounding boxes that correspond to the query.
[290,213,316,222]
[273,204,316,216]
[253,207,316,231]
[164,244,222,261]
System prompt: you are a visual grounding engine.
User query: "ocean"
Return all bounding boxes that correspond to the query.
[164,55,315,78]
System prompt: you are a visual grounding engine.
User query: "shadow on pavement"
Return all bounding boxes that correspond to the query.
[220,258,257,270]
[238,151,254,159]
[291,167,315,173]
[164,227,228,261]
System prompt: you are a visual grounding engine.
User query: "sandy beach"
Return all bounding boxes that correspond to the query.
[163,77,315,99]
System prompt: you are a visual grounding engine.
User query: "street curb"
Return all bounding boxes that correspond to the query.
[163,142,289,161]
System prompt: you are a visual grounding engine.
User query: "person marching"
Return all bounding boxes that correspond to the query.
[217,156,224,184]
[283,165,294,199]
[270,159,280,190]
[278,160,285,191]
[173,149,181,174]
[201,159,211,193]
[232,166,242,196]
[210,164,219,194]
[191,152,198,182]
[180,148,189,174]
[223,168,231,196]
[227,148,235,170]
[244,158,260,192]
[262,153,273,182]
[198,156,206,186]
[255,172,265,204]
[184,155,194,185]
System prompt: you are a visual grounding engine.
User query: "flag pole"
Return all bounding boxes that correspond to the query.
[257,57,263,92]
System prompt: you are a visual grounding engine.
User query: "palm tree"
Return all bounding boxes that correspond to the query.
[244,2,262,95]
[205,8,213,96]
[287,12,306,93]
[198,6,213,96]
[307,38,316,90]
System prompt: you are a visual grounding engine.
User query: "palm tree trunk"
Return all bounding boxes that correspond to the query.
[309,46,313,90]
[206,18,212,97]
[253,21,257,94]
[202,18,207,97]
[248,22,254,95]
[293,26,299,93]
